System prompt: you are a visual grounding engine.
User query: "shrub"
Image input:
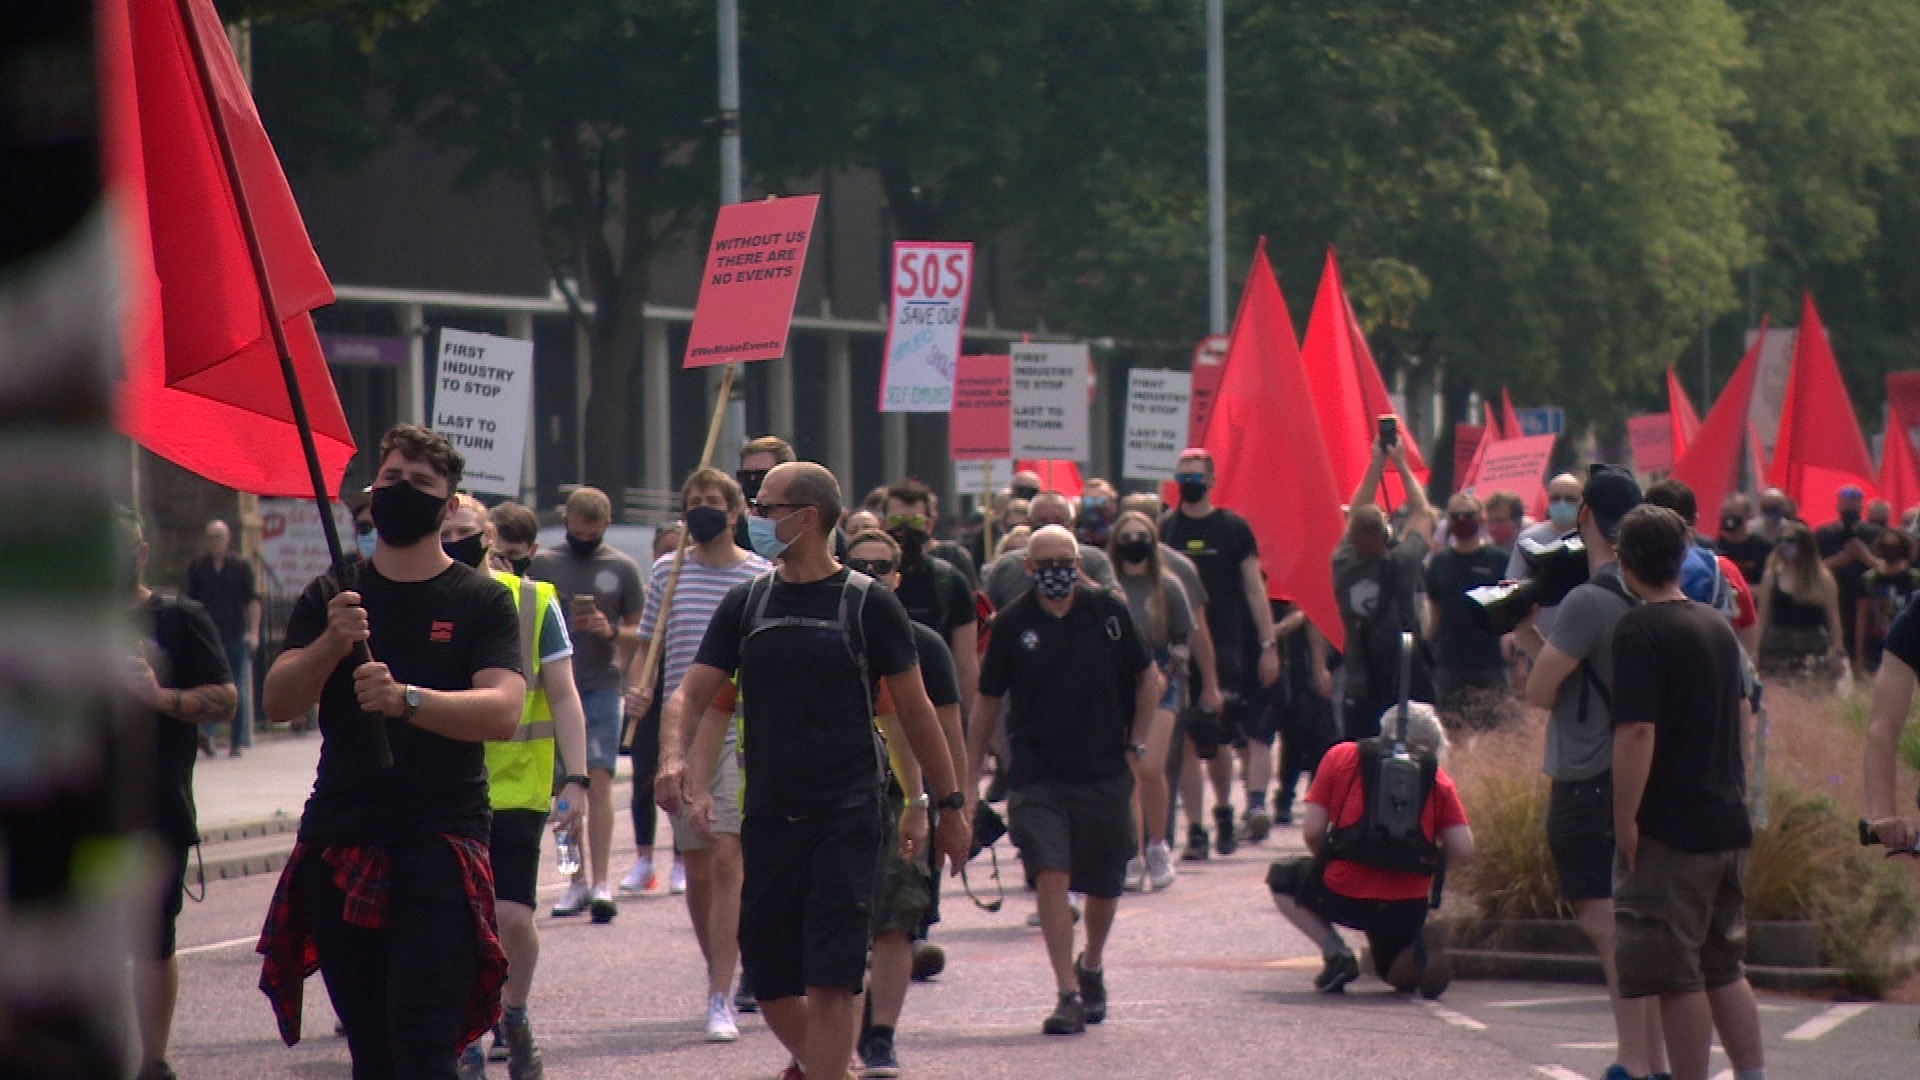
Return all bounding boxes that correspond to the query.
[1450,726,1565,920]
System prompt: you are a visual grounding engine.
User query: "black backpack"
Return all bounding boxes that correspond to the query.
[1323,633,1441,877]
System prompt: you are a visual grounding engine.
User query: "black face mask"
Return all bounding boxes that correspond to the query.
[509,555,533,576]
[1115,538,1154,565]
[1011,482,1041,501]
[735,469,767,501]
[1840,507,1862,528]
[443,533,486,568]
[369,481,448,548]
[565,531,602,558]
[685,506,729,545]
[890,526,929,567]
[1178,480,1210,505]
[1720,515,1744,535]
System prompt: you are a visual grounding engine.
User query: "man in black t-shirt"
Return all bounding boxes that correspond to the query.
[1160,448,1281,858]
[663,461,970,1080]
[1817,485,1883,659]
[1608,505,1765,1080]
[1713,493,1772,590]
[885,479,979,713]
[1425,493,1510,731]
[123,511,235,1080]
[259,426,527,1079]
[969,526,1157,1037]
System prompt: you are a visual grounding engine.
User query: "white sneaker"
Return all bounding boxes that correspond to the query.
[550,880,591,917]
[619,857,655,894]
[1146,842,1176,891]
[669,862,688,895]
[1123,856,1147,893]
[704,992,739,1042]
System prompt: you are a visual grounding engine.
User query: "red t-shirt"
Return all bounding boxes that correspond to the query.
[1307,740,1468,902]
[1718,555,1757,631]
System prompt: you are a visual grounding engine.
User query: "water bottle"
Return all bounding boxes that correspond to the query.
[553,800,581,877]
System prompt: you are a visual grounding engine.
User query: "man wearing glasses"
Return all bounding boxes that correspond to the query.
[1508,472,1586,640]
[731,435,794,551]
[663,462,970,1080]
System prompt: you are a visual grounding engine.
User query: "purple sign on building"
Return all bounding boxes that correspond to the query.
[319,333,408,368]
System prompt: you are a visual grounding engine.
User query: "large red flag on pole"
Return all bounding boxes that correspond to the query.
[1345,288,1428,504]
[1501,388,1524,442]
[1298,248,1426,509]
[1673,318,1767,524]
[108,0,354,498]
[1879,373,1920,516]
[1201,241,1346,648]
[1768,293,1877,525]
[1667,367,1701,459]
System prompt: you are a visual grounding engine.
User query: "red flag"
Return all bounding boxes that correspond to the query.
[1299,249,1428,506]
[1452,424,1486,488]
[1667,367,1701,459]
[1768,293,1877,525]
[1015,460,1083,498]
[1344,289,1427,505]
[1202,241,1346,648]
[1501,388,1524,442]
[108,0,354,497]
[1674,318,1767,524]
[1458,403,1499,492]
[1486,400,1506,441]
[1880,373,1920,516]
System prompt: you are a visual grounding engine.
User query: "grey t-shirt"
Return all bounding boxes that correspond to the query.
[983,543,1117,611]
[1118,570,1194,652]
[1543,563,1632,782]
[1331,529,1429,700]
[1160,544,1208,612]
[528,543,646,693]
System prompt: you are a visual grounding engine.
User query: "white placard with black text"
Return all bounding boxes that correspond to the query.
[433,328,533,497]
[879,242,973,412]
[1123,369,1192,480]
[1009,342,1090,461]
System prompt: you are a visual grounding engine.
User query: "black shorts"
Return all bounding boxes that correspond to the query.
[489,808,549,909]
[156,843,191,960]
[1008,772,1136,899]
[1267,857,1428,979]
[739,802,885,1001]
[1235,679,1283,745]
[1547,774,1615,903]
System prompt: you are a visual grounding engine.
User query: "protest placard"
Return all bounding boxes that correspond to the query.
[259,498,354,598]
[433,328,532,497]
[879,242,972,412]
[1188,334,1227,443]
[949,355,1010,461]
[1124,369,1192,481]
[1010,343,1090,461]
[1453,423,1486,487]
[1465,433,1556,509]
[954,459,1014,495]
[1626,412,1674,474]
[683,195,819,369]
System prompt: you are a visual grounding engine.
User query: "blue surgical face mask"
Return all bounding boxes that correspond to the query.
[1032,564,1077,600]
[746,513,790,561]
[356,530,378,558]
[1548,499,1578,530]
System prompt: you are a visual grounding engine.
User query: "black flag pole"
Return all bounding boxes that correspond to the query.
[178,0,392,767]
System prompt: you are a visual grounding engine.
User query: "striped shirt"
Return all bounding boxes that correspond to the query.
[639,548,769,701]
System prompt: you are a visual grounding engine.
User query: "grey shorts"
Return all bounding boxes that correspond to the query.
[672,744,744,852]
[1614,838,1748,998]
[1008,772,1136,899]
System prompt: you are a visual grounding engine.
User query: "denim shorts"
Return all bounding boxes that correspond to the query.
[579,688,623,772]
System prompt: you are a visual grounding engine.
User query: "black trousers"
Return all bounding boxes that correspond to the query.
[1277,693,1334,808]
[298,838,481,1080]
[628,696,662,850]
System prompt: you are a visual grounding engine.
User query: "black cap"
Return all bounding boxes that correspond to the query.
[1582,464,1642,541]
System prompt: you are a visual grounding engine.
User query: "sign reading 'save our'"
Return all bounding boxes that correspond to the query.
[434,328,532,497]
[1010,343,1090,461]
[879,242,973,412]
[1123,369,1191,481]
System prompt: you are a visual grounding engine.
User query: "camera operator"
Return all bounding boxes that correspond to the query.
[1512,464,1668,1080]
[1506,473,1583,639]
[1332,437,1434,742]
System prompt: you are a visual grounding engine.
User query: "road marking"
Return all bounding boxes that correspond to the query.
[1554,1042,1616,1051]
[1490,994,1611,1009]
[177,934,256,956]
[1784,1002,1871,1041]
[1425,1001,1486,1031]
[1534,1068,1587,1080]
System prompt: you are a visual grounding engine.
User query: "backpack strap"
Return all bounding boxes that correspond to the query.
[1572,574,1633,720]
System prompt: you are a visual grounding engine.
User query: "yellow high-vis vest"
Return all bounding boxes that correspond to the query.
[485,570,560,813]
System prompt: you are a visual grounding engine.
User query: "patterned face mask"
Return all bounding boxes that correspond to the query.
[1032,564,1077,600]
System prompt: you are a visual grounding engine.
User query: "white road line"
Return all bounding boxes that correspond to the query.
[1426,1001,1487,1031]
[1554,1042,1616,1051]
[1490,994,1611,1009]
[1784,1002,1872,1042]
[177,934,256,956]
[1534,1067,1588,1080]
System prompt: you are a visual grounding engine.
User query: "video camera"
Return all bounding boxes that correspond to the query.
[1467,530,1591,637]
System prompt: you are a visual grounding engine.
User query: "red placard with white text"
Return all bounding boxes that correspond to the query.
[949,354,1011,460]
[1188,334,1228,444]
[683,195,819,368]
[879,242,973,412]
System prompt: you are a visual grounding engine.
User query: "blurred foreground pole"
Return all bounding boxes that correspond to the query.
[1206,0,1227,336]
[0,5,145,1078]
[709,0,747,463]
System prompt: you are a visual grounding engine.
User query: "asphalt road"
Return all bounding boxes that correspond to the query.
[159,809,1918,1080]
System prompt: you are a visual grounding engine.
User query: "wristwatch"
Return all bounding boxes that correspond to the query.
[934,791,966,811]
[1261,638,1278,651]
[563,773,592,790]
[400,685,423,720]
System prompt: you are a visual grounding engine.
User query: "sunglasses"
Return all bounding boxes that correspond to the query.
[748,498,811,518]
[1449,515,1481,528]
[354,520,375,536]
[735,468,768,487]
[846,557,897,577]
[885,513,928,532]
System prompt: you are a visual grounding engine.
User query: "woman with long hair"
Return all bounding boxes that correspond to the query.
[1108,510,1194,893]
[1756,518,1847,680]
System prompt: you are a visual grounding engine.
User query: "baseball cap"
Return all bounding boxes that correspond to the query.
[1582,463,1642,541]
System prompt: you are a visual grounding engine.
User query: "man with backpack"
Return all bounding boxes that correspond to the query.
[1332,438,1435,742]
[1513,463,1670,1080]
[1644,479,1759,657]
[663,461,970,1080]
[1265,700,1472,998]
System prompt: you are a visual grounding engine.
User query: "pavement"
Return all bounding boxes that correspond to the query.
[163,748,1917,1078]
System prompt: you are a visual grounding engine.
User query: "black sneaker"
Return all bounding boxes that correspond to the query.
[1073,954,1107,1024]
[1181,823,1210,862]
[487,1020,510,1061]
[589,889,617,924]
[858,1030,902,1077]
[1243,807,1272,844]
[734,971,758,1014]
[1042,991,1086,1035]
[1314,949,1360,994]
[1416,922,1452,1000]
[1274,801,1294,826]
[1213,806,1239,856]
[135,1062,179,1080]
[502,1016,545,1080]
[911,941,947,981]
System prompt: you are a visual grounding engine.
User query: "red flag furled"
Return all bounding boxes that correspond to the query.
[1298,248,1426,508]
[1202,241,1346,648]
[1880,373,1920,516]
[1673,318,1767,525]
[1768,294,1876,525]
[1667,368,1701,460]
[1343,285,1428,502]
[108,0,354,497]
[1501,388,1523,442]
[1456,403,1499,495]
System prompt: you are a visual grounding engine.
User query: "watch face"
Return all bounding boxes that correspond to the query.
[405,686,422,708]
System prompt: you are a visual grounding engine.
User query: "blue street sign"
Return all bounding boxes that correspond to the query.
[1513,406,1565,437]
